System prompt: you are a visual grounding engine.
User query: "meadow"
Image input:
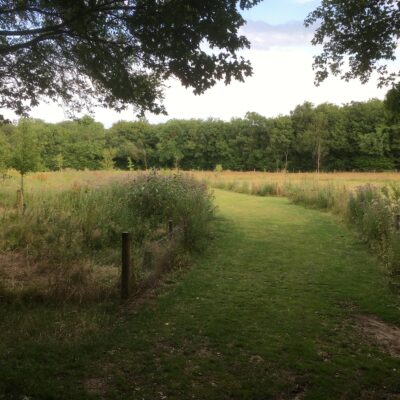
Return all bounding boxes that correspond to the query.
[1,172,400,398]
[2,169,400,299]
[193,170,400,192]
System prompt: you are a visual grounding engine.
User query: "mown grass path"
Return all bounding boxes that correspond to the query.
[2,189,400,399]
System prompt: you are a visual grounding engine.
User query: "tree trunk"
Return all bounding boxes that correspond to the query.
[19,173,25,214]
[316,140,321,184]
[284,150,289,172]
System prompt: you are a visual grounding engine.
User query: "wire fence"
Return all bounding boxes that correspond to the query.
[120,220,185,299]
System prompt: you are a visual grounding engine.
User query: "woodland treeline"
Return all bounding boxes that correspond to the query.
[1,98,400,173]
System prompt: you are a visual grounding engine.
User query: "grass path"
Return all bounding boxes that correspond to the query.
[2,189,400,399]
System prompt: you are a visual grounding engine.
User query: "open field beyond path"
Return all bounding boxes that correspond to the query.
[1,189,400,399]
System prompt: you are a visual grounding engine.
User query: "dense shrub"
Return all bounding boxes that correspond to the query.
[353,156,395,172]
[347,185,400,273]
[126,172,214,248]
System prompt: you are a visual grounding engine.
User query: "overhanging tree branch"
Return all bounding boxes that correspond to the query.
[0,0,260,115]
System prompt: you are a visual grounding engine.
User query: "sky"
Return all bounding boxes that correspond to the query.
[1,0,389,127]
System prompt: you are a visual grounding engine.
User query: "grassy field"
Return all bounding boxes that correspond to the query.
[191,170,400,190]
[2,169,400,293]
[2,169,400,195]
[1,189,400,399]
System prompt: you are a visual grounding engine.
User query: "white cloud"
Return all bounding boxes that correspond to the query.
[146,49,385,124]
[241,20,314,49]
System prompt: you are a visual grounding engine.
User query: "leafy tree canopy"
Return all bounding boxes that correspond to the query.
[384,83,400,123]
[0,0,260,116]
[305,0,400,86]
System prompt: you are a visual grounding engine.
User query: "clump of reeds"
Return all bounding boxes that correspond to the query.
[347,184,400,277]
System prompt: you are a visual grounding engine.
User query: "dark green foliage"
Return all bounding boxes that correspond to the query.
[0,0,259,116]
[107,120,156,169]
[305,0,400,87]
[353,156,395,172]
[384,83,400,123]
[37,116,106,170]
[2,95,400,173]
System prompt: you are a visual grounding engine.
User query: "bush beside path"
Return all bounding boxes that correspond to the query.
[1,189,400,399]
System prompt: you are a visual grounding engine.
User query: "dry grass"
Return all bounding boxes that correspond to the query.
[2,170,400,202]
[188,170,400,191]
[0,250,119,303]
[1,168,133,194]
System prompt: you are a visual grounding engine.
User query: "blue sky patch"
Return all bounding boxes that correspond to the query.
[241,0,321,25]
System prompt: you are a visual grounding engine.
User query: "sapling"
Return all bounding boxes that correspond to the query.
[10,120,42,211]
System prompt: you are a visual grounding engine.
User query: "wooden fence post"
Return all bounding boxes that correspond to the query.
[16,190,24,214]
[121,232,131,300]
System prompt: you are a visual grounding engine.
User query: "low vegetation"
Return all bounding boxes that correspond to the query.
[195,171,400,284]
[0,171,214,302]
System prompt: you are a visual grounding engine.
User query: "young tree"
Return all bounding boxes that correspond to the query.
[127,157,135,171]
[242,112,271,170]
[291,102,316,171]
[293,103,329,174]
[53,153,64,171]
[0,1,260,116]
[308,111,329,175]
[10,120,42,193]
[101,148,117,170]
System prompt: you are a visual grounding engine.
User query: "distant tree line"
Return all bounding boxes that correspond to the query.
[1,96,400,174]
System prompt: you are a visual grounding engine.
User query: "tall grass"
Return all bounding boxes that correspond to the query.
[0,172,214,301]
[127,172,214,249]
[347,185,400,276]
